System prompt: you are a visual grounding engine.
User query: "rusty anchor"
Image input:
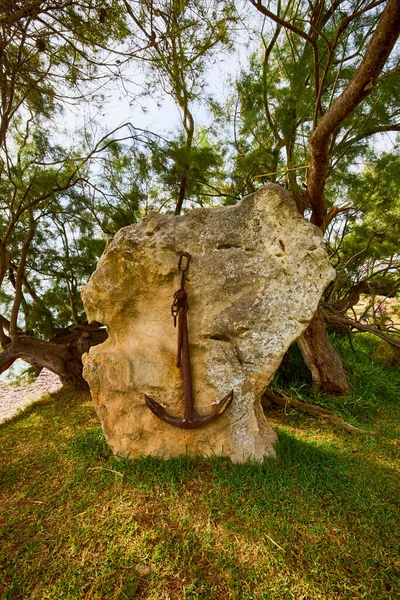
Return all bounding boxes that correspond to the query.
[144,252,233,429]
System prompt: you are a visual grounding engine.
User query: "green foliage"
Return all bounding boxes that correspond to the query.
[217,0,399,213]
[0,127,106,335]
[1,0,399,387]
[327,151,400,306]
[135,0,236,97]
[329,334,400,415]
[150,133,226,211]
[0,1,133,347]
[127,0,237,212]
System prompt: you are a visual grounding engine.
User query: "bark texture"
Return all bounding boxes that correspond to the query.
[308,0,400,228]
[248,0,400,396]
[297,308,350,395]
[303,0,400,393]
[0,325,107,385]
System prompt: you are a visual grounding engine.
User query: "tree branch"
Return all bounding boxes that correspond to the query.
[9,213,36,336]
[336,123,400,151]
[324,310,400,347]
[248,0,314,45]
[307,0,400,228]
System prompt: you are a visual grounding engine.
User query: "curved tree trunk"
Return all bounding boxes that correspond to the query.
[301,0,400,394]
[297,308,350,396]
[0,325,107,386]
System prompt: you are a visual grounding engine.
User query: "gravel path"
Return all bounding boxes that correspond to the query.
[0,369,62,423]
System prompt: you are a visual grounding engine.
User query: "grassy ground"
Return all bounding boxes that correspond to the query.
[1,334,399,600]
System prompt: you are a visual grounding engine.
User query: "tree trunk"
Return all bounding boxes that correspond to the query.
[307,0,400,228]
[175,173,188,216]
[300,0,400,393]
[297,308,350,396]
[0,325,107,386]
[392,345,400,369]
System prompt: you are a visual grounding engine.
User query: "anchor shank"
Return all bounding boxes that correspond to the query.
[176,310,183,368]
[179,306,194,422]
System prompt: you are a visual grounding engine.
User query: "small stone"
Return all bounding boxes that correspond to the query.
[82,184,335,462]
[134,564,151,576]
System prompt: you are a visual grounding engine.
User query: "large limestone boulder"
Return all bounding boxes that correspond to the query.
[82,184,335,462]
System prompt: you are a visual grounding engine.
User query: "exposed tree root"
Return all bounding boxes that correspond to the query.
[262,388,375,435]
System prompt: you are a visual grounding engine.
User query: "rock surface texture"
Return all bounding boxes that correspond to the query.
[82,184,335,462]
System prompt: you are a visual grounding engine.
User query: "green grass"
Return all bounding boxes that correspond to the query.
[1,335,399,599]
[272,331,400,424]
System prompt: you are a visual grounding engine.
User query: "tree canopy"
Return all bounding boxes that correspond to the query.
[0,0,399,388]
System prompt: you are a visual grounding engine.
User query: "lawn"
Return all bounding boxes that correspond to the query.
[0,334,399,600]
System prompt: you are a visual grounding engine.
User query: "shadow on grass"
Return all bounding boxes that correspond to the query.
[3,396,398,515]
[111,429,399,528]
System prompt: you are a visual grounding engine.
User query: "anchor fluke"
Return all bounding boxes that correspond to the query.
[144,390,233,430]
